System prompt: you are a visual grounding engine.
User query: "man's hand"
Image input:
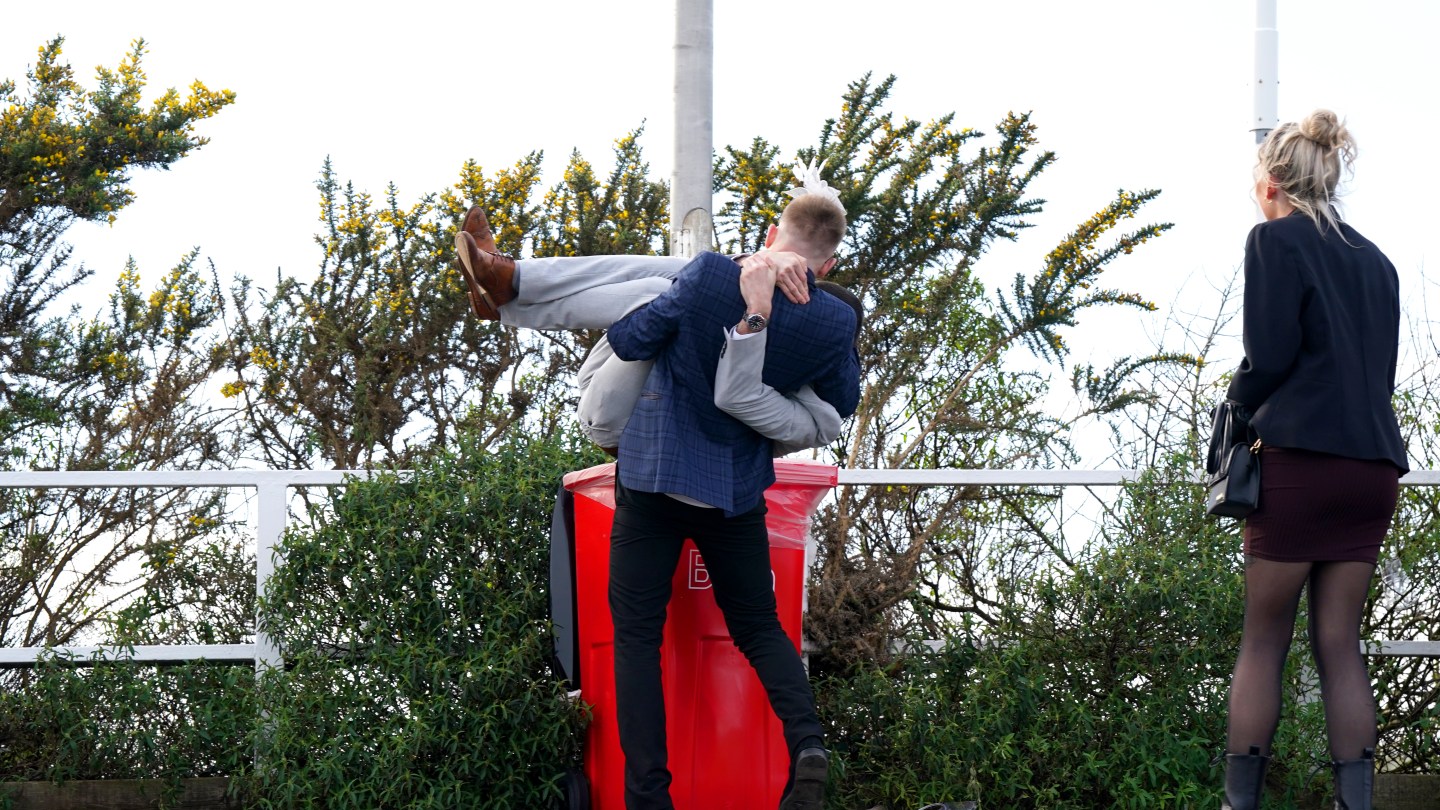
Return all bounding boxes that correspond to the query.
[739,251,810,306]
[738,255,778,318]
[765,251,810,304]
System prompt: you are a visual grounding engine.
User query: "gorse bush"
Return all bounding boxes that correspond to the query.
[247,427,599,809]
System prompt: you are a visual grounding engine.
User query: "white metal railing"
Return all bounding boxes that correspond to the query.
[0,470,389,671]
[2,467,1437,669]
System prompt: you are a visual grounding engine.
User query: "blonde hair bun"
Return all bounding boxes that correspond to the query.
[1299,109,1352,152]
[1256,109,1358,232]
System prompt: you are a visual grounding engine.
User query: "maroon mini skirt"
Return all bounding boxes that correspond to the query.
[1243,446,1400,564]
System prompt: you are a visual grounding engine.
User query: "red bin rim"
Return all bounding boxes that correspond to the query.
[562,458,838,491]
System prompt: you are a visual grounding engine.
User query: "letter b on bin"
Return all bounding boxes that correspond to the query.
[550,459,836,809]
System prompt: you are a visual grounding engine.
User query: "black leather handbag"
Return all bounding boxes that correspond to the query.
[1206,400,1262,518]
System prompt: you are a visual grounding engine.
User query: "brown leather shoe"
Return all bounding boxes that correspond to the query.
[455,236,501,318]
[454,231,517,319]
[461,206,498,254]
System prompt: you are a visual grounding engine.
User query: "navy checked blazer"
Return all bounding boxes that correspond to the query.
[606,251,860,516]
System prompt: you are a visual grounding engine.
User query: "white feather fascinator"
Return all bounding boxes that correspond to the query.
[786,158,843,211]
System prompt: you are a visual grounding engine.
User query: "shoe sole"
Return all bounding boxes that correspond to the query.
[453,231,501,319]
[778,749,827,810]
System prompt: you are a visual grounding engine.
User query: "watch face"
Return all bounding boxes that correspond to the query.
[746,313,767,331]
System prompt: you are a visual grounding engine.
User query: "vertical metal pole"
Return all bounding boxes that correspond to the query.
[1252,0,1279,144]
[671,0,714,258]
[255,479,285,674]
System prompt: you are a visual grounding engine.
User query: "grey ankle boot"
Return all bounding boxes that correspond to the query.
[1331,748,1374,810]
[1222,746,1269,810]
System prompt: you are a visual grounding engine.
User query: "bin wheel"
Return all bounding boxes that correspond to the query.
[561,768,590,810]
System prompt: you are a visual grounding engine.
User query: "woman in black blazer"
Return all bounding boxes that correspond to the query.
[1219,110,1407,810]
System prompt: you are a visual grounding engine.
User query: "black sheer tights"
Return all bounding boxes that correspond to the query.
[1226,557,1378,761]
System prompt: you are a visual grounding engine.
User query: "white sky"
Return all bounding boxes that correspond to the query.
[5,0,1438,398]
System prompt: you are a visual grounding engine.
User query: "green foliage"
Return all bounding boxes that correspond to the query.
[6,52,1439,808]
[0,659,254,794]
[1093,281,1440,782]
[247,428,598,808]
[0,38,243,653]
[225,129,665,470]
[0,37,233,229]
[818,462,1334,809]
[535,130,669,257]
[105,530,257,647]
[1003,189,1166,361]
[1368,394,1440,773]
[0,252,245,650]
[823,641,1230,810]
[0,206,80,453]
[710,74,1188,671]
[1,35,233,466]
[225,160,499,469]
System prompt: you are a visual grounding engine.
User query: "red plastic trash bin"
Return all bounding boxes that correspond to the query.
[561,459,836,810]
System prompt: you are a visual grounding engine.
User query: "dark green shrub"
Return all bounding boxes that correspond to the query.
[816,464,1334,809]
[3,433,1429,808]
[1369,484,1440,776]
[247,429,597,809]
[0,659,255,799]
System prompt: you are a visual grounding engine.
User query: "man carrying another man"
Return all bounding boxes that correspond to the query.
[455,167,858,809]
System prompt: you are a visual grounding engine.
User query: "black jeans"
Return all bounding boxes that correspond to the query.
[609,481,822,810]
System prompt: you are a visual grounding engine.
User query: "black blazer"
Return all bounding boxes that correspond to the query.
[1226,212,1408,472]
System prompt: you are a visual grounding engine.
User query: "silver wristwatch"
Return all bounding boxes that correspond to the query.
[743,312,768,333]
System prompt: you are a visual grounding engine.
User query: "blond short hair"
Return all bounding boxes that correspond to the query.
[1256,109,1357,233]
[778,194,847,259]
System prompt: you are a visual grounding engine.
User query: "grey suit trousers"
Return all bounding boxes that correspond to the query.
[499,254,839,454]
[499,254,688,330]
[497,255,686,447]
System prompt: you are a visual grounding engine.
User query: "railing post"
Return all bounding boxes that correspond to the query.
[255,479,286,674]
